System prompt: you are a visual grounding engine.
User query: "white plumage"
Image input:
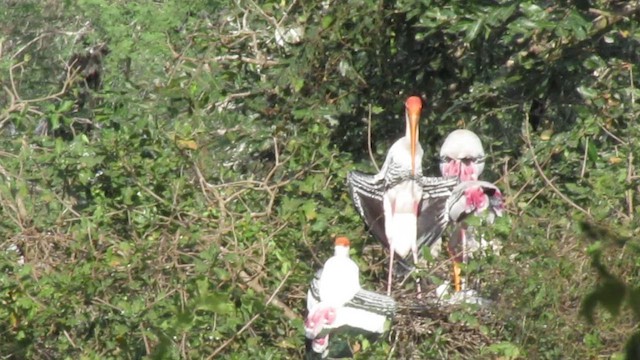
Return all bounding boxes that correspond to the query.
[440,129,486,181]
[318,239,361,306]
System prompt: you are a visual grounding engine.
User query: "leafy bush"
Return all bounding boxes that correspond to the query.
[1,0,639,358]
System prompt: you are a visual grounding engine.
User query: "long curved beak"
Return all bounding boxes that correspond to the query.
[408,110,420,175]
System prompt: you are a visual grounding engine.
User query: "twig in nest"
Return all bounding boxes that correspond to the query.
[522,115,591,216]
[580,137,588,178]
[276,0,299,27]
[599,123,626,145]
[386,329,399,360]
[626,64,635,219]
[367,104,380,172]
[238,269,299,320]
[63,330,78,348]
[627,152,634,219]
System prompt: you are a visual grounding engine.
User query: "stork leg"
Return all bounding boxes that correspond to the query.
[453,262,462,292]
[412,201,422,297]
[447,229,464,293]
[460,226,467,290]
[412,247,423,298]
[446,244,461,292]
[387,244,394,296]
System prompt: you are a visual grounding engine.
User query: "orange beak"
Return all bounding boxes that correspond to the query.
[408,109,420,175]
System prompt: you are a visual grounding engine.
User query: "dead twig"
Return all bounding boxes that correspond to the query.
[238,269,298,320]
[140,324,151,356]
[1,50,83,128]
[627,152,634,219]
[599,123,626,145]
[523,117,591,217]
[213,54,279,66]
[276,0,299,27]
[245,0,278,27]
[626,64,635,219]
[580,137,588,178]
[63,330,78,349]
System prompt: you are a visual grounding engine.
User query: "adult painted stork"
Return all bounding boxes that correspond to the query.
[439,129,499,292]
[347,96,458,295]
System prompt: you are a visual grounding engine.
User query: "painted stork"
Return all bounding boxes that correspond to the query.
[305,237,397,356]
[347,96,458,295]
[305,237,360,354]
[445,180,503,293]
[439,129,499,292]
[439,129,486,181]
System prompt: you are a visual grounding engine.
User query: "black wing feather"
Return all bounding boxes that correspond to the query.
[414,176,458,255]
[346,171,389,248]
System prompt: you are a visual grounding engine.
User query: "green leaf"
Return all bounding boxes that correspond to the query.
[486,341,521,359]
[465,18,484,42]
[196,293,234,315]
[321,15,334,29]
[577,86,599,99]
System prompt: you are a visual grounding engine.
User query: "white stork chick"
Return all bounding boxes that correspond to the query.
[439,129,485,181]
[439,129,504,293]
[305,237,360,350]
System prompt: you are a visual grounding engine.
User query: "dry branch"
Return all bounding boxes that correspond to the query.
[522,117,591,217]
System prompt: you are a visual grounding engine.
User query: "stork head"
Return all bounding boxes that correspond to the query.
[405,96,422,175]
[334,236,351,256]
[439,129,485,181]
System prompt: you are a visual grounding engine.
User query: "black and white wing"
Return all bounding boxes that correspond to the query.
[415,176,459,254]
[346,170,389,248]
[308,268,397,319]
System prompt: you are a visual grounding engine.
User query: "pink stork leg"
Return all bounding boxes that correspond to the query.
[447,185,488,292]
[385,196,396,296]
[411,245,423,298]
[412,200,422,297]
[387,243,394,296]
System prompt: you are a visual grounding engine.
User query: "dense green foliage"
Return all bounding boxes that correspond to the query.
[1,0,639,358]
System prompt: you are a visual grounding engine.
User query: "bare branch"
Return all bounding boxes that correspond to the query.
[523,116,591,217]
